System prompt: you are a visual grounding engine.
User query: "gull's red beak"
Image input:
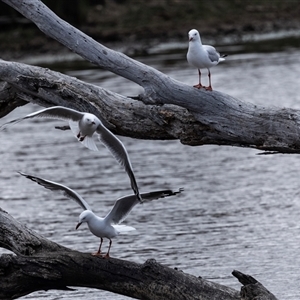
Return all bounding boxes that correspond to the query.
[189,37,193,41]
[75,222,82,230]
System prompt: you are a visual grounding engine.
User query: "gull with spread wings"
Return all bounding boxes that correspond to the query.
[1,106,142,202]
[19,171,183,258]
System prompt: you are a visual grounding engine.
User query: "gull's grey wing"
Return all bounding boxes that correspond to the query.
[0,106,84,130]
[203,45,220,63]
[96,124,142,202]
[105,188,184,225]
[18,172,92,211]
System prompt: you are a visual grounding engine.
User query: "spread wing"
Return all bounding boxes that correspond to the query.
[203,45,220,63]
[96,124,141,202]
[0,106,84,130]
[105,188,184,225]
[18,172,92,211]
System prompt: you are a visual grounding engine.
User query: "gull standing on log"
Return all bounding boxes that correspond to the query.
[19,171,183,258]
[0,106,142,202]
[187,29,226,91]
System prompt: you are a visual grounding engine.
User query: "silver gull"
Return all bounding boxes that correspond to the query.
[19,171,183,258]
[1,106,142,202]
[187,29,226,91]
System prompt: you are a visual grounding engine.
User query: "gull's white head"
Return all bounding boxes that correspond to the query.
[188,29,201,42]
[83,113,100,129]
[76,210,93,230]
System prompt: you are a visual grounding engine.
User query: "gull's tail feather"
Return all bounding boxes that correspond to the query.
[219,54,227,62]
[113,224,136,233]
[81,136,98,152]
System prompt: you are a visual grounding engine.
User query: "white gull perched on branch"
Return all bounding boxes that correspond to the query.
[187,29,226,91]
[0,106,142,202]
[19,171,183,258]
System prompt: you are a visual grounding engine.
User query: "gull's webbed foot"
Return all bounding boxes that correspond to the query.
[193,83,203,89]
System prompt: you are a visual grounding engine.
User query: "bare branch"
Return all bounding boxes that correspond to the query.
[0,208,241,300]
[1,58,300,153]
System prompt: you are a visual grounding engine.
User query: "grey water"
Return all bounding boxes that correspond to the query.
[1,36,300,299]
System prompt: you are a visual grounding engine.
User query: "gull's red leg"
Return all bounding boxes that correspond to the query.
[205,69,213,91]
[193,69,203,89]
[104,239,112,258]
[92,237,103,256]
[77,132,86,141]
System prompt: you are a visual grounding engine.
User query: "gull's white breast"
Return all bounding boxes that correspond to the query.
[87,216,118,239]
[187,43,219,69]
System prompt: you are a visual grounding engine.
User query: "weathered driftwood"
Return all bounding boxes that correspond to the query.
[1,0,300,153]
[0,207,278,300]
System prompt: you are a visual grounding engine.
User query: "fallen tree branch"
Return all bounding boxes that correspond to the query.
[1,59,300,154]
[0,208,278,300]
[1,208,238,300]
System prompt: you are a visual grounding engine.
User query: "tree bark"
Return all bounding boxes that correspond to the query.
[0,82,27,118]
[0,208,278,300]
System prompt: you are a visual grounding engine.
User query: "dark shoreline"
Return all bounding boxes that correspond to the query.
[1,1,300,60]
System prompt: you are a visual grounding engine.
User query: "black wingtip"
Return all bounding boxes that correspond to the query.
[18,171,40,185]
[162,188,184,197]
[169,187,184,196]
[137,192,143,203]
[18,171,33,180]
[17,171,27,177]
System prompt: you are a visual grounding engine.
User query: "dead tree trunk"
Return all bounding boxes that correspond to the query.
[0,208,278,300]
